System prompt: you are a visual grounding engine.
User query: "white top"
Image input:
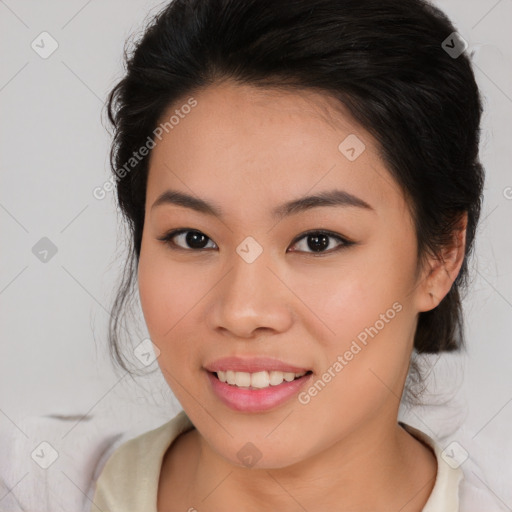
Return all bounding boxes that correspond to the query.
[90,410,505,511]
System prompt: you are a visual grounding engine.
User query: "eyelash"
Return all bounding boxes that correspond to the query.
[157,228,354,256]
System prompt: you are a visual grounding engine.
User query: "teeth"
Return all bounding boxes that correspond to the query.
[216,370,307,388]
[235,371,251,387]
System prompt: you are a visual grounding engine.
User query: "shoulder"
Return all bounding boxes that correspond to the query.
[400,421,509,512]
[440,422,510,512]
[457,456,510,512]
[400,422,463,511]
[90,410,194,512]
[96,411,191,472]
[459,477,508,511]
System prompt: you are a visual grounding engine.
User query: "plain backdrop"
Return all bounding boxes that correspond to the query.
[0,0,511,505]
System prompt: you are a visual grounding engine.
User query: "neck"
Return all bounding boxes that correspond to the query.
[176,415,437,512]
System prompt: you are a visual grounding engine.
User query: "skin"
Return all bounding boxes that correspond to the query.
[137,80,467,512]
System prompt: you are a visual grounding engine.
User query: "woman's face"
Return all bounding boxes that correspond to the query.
[138,81,433,468]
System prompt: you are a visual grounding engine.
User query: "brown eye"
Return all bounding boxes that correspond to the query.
[158,229,217,251]
[288,230,353,255]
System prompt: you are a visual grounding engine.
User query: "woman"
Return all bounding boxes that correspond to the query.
[91,0,503,510]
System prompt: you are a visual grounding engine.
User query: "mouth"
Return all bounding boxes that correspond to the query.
[205,368,314,412]
[203,356,314,412]
[210,369,314,390]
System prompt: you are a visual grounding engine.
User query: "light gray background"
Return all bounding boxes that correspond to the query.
[0,0,511,504]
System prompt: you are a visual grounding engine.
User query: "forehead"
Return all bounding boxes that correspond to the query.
[147,81,408,220]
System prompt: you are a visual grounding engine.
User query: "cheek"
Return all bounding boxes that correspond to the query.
[298,280,411,434]
[299,241,415,398]
[138,246,195,339]
[137,254,170,340]
[314,272,410,378]
[137,246,207,386]
[298,253,407,343]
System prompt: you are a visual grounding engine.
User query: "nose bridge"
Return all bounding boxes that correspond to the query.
[243,250,271,287]
[227,237,278,304]
[210,236,292,336]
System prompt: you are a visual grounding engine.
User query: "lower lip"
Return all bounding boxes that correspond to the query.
[206,371,313,412]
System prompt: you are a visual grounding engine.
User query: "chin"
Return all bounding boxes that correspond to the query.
[219,443,309,471]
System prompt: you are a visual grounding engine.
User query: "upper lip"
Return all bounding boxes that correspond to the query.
[204,356,311,374]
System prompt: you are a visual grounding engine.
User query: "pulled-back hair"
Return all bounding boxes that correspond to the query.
[104,0,484,403]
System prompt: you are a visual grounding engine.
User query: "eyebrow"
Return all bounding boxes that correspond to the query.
[151,188,374,219]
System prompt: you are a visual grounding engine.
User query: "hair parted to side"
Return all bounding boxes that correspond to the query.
[103,0,484,404]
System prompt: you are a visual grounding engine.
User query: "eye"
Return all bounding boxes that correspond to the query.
[288,230,353,255]
[157,228,354,255]
[157,228,217,251]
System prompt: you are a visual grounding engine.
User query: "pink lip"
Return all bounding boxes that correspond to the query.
[204,356,310,374]
[206,370,313,413]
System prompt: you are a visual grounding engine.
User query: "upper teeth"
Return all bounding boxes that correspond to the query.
[216,370,307,388]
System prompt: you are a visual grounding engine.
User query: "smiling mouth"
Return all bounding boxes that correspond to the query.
[211,369,313,389]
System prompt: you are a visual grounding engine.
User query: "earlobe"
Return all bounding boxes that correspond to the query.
[415,212,468,313]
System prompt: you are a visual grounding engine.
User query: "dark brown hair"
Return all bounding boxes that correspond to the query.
[104,0,484,404]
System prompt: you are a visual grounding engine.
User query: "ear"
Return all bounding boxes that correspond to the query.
[414,212,468,313]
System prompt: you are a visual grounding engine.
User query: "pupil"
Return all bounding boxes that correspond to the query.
[308,233,329,252]
[187,231,208,249]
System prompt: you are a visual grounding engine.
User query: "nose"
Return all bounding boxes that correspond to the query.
[207,251,294,339]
